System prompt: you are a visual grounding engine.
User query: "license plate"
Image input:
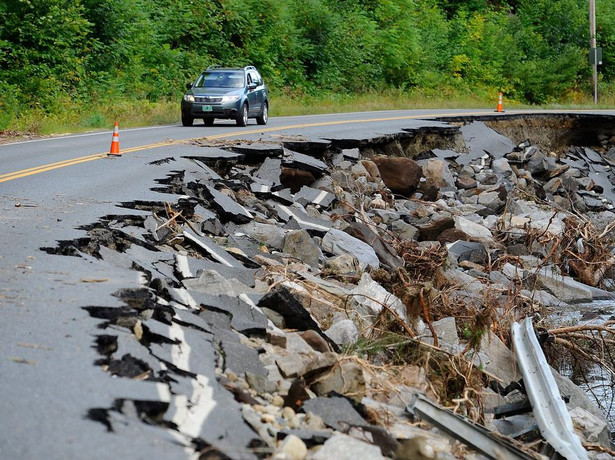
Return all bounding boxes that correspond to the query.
[202,105,212,112]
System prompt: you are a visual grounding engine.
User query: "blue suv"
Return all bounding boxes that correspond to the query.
[181,65,269,127]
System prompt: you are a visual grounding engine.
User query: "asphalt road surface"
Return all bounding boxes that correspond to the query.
[1,109,613,459]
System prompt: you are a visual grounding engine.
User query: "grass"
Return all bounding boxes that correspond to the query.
[3,86,615,138]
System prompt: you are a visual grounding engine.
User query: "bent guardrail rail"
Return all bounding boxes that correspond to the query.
[405,392,537,459]
[512,317,588,460]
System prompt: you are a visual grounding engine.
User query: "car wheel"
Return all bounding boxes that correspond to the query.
[236,103,248,127]
[182,113,194,127]
[204,118,214,126]
[256,102,268,125]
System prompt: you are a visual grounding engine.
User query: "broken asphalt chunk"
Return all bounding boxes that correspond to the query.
[294,186,336,208]
[269,201,332,233]
[202,185,253,224]
[322,228,380,270]
[257,286,340,353]
[282,149,328,177]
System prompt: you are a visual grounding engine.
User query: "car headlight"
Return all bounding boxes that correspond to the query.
[221,95,240,103]
[183,94,195,102]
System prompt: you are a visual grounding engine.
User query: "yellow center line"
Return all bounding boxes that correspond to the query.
[0,110,494,183]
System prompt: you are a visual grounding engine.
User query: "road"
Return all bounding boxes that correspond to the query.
[0,109,612,459]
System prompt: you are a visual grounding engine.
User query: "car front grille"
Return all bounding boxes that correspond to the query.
[195,96,222,103]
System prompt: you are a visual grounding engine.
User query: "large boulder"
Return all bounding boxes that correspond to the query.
[371,155,423,197]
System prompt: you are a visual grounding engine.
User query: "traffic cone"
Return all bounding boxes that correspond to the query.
[495,92,504,112]
[109,121,120,155]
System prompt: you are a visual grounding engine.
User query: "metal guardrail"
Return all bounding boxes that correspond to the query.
[405,392,537,460]
[511,317,588,460]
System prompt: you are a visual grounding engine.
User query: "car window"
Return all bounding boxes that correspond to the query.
[226,72,244,88]
[254,71,263,85]
[195,71,244,88]
[248,71,261,86]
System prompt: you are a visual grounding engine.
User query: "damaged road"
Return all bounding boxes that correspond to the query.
[2,110,615,459]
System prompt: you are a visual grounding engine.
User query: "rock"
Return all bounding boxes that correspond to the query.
[280,168,315,193]
[394,436,437,460]
[258,286,339,352]
[302,397,366,431]
[360,159,381,181]
[322,228,380,270]
[532,267,594,303]
[303,352,339,380]
[311,360,366,400]
[569,407,611,447]
[246,371,277,394]
[551,368,609,425]
[276,434,308,460]
[391,220,419,241]
[416,215,455,241]
[477,189,505,212]
[446,240,488,264]
[351,272,408,327]
[312,433,385,460]
[428,317,459,347]
[300,330,332,353]
[276,354,311,379]
[453,216,493,243]
[371,155,423,197]
[478,331,521,385]
[324,253,361,277]
[237,221,286,250]
[283,229,322,267]
[492,158,515,181]
[344,221,404,269]
[325,320,360,347]
[422,159,456,188]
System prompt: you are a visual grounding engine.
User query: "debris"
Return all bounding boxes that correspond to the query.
[44,115,615,458]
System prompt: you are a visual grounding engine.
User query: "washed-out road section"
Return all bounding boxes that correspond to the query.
[1,109,613,459]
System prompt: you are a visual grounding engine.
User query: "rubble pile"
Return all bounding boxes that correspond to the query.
[49,117,615,459]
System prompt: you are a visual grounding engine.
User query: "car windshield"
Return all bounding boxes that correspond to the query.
[195,71,244,88]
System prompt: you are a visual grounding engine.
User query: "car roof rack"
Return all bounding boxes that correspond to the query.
[205,65,257,72]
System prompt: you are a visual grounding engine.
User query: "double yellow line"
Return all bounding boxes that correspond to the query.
[0,142,176,183]
[0,111,491,183]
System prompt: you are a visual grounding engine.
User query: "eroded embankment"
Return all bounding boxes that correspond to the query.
[43,113,615,458]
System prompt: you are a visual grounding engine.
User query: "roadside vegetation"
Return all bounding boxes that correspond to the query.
[1,0,615,135]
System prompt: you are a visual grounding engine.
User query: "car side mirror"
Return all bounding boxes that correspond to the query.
[248,82,257,90]
[186,82,192,90]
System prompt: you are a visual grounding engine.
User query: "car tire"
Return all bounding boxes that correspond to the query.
[236,103,248,127]
[182,113,194,127]
[204,118,214,126]
[256,102,268,125]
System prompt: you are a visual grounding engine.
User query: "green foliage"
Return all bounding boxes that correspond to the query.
[1,0,615,131]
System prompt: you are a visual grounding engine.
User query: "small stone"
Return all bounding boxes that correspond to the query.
[303,412,325,430]
[281,406,296,420]
[261,413,276,424]
[394,436,436,460]
[300,329,331,353]
[271,395,285,407]
[253,404,267,414]
[277,434,308,460]
[312,434,385,460]
[325,319,360,347]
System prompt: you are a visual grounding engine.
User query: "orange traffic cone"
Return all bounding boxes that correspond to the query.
[495,92,504,112]
[109,121,120,155]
